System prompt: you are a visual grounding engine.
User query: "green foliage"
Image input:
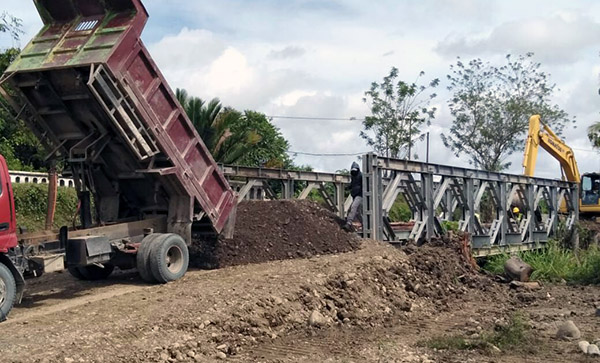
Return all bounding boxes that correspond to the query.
[421,313,533,353]
[232,111,291,168]
[176,89,292,168]
[13,184,78,232]
[0,47,46,171]
[441,220,459,232]
[362,68,439,159]
[588,122,600,149]
[483,240,600,284]
[442,53,574,171]
[176,89,257,165]
[388,194,412,222]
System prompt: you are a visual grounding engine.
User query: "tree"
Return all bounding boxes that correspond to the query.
[441,53,574,172]
[0,14,45,171]
[176,89,293,167]
[587,123,600,149]
[176,89,260,165]
[231,111,291,168]
[361,67,439,159]
[0,12,23,41]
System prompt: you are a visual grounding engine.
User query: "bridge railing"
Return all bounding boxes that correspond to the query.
[361,153,579,256]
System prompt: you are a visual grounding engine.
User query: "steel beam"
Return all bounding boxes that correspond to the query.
[376,158,572,188]
[220,165,350,183]
[367,154,577,256]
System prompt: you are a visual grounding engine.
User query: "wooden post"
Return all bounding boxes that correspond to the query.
[45,165,58,231]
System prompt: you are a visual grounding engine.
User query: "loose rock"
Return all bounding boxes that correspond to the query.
[579,341,590,354]
[556,320,581,341]
[588,344,600,356]
[308,310,329,327]
[216,351,227,359]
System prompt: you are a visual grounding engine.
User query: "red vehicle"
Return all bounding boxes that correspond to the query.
[0,0,236,320]
[0,155,20,319]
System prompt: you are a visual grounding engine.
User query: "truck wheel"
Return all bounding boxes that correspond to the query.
[136,233,162,283]
[149,234,189,283]
[68,264,114,280]
[0,263,16,321]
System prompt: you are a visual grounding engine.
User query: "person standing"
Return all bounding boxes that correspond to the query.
[344,162,362,231]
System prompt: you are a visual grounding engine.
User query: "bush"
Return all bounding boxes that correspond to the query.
[483,240,600,284]
[13,183,78,232]
[442,220,459,232]
[388,195,412,222]
[420,312,535,353]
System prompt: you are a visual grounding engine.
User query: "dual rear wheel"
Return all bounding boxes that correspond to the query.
[137,233,189,283]
[67,233,189,284]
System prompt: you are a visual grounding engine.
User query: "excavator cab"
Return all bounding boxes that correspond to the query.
[581,173,600,206]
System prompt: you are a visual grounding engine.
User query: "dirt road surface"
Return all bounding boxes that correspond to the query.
[2,240,600,363]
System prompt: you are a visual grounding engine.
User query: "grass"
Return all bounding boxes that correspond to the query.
[13,183,79,232]
[483,240,600,284]
[420,313,535,353]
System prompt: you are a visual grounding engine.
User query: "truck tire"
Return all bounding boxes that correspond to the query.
[0,263,16,321]
[136,234,162,283]
[68,264,115,281]
[149,234,189,283]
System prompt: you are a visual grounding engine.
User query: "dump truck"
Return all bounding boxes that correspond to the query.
[0,0,237,320]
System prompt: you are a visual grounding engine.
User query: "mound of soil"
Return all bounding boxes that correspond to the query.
[191,200,361,268]
[292,233,506,330]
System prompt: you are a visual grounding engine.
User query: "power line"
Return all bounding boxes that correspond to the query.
[287,150,370,157]
[268,115,365,121]
[572,147,599,153]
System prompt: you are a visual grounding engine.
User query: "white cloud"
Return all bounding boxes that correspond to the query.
[204,48,255,95]
[435,12,600,64]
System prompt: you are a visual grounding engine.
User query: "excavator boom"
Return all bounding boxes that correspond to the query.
[522,115,581,182]
[523,115,600,216]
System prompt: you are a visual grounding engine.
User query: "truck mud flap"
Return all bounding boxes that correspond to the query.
[66,236,112,266]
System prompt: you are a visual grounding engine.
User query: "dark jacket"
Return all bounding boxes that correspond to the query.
[350,162,362,198]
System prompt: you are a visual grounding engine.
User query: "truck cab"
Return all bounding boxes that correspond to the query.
[581,173,600,206]
[0,154,24,321]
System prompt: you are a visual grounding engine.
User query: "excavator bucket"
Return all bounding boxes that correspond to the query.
[6,0,148,72]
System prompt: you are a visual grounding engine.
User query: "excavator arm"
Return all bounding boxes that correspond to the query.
[522,115,581,183]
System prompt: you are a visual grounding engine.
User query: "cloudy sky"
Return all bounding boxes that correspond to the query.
[2,0,600,178]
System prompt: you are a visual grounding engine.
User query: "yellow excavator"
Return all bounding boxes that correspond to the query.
[522,114,600,216]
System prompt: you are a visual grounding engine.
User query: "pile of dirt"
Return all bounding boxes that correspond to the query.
[196,234,508,353]
[289,233,506,331]
[191,200,361,268]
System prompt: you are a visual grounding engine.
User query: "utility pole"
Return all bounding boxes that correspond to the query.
[426,132,430,164]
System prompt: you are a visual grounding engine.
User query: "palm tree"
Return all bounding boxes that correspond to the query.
[176,89,259,164]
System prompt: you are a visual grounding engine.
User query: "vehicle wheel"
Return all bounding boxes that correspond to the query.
[68,264,114,281]
[67,266,85,280]
[0,263,16,321]
[136,233,161,283]
[149,234,189,283]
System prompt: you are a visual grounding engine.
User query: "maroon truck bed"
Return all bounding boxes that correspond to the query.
[0,0,235,239]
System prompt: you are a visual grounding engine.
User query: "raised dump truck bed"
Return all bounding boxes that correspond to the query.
[0,0,237,320]
[1,0,236,240]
